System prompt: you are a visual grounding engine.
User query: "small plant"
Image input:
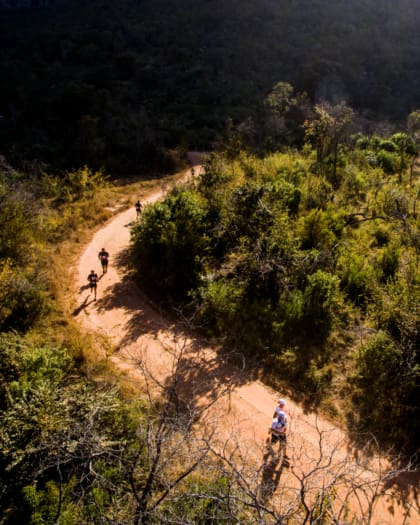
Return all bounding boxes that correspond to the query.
[0,260,45,332]
[372,227,390,247]
[339,253,374,307]
[299,209,336,250]
[377,244,400,282]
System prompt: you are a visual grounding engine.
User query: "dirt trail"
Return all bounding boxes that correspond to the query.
[74,153,418,524]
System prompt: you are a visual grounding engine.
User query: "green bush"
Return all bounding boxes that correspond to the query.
[377,244,400,282]
[0,186,33,263]
[339,254,374,306]
[301,270,339,339]
[229,182,274,244]
[380,187,409,220]
[132,187,210,300]
[0,334,134,524]
[302,175,333,210]
[53,166,110,203]
[378,139,397,153]
[0,260,45,332]
[370,275,419,350]
[282,289,304,333]
[372,227,390,247]
[376,150,399,174]
[299,209,336,250]
[267,178,301,215]
[276,269,340,342]
[195,278,242,336]
[341,166,366,202]
[353,332,419,449]
[161,477,236,524]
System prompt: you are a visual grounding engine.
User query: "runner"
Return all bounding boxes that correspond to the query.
[87,270,99,301]
[273,398,287,418]
[98,248,109,274]
[135,200,142,220]
[270,398,290,465]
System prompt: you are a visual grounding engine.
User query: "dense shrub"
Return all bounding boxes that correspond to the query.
[195,278,242,337]
[372,227,390,247]
[301,270,339,339]
[0,261,45,332]
[131,142,419,451]
[353,332,419,449]
[43,166,110,203]
[301,175,333,210]
[376,150,399,174]
[0,184,33,263]
[377,244,400,282]
[299,209,336,250]
[132,187,210,300]
[339,253,374,307]
[0,171,48,331]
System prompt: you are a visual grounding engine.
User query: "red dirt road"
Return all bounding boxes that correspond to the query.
[73,153,419,524]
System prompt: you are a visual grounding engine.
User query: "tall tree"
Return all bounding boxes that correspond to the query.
[407,110,420,186]
[304,102,354,185]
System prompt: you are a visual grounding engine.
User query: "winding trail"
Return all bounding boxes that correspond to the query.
[73,153,418,524]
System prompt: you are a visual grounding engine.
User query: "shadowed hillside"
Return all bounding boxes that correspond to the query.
[0,0,419,172]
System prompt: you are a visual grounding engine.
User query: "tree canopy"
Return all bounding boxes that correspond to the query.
[0,0,419,172]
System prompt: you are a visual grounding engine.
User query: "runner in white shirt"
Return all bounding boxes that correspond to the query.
[270,398,290,463]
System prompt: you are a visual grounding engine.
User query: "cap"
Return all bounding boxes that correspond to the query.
[278,398,286,406]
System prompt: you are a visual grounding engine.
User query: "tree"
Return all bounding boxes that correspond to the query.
[210,414,419,524]
[0,333,237,524]
[407,110,420,186]
[258,81,310,151]
[131,186,210,301]
[304,102,354,186]
[391,132,413,183]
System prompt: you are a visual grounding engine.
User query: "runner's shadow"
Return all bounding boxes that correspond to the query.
[257,452,284,505]
[72,295,94,316]
[79,283,90,293]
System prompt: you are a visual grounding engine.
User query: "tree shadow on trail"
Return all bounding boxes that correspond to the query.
[93,246,260,421]
[345,422,420,513]
[113,244,133,271]
[161,341,257,422]
[94,269,168,342]
[382,466,420,518]
[93,246,159,336]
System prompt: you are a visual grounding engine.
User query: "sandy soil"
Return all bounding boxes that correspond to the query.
[73,153,419,524]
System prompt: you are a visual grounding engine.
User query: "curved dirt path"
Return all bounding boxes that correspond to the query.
[73,153,418,524]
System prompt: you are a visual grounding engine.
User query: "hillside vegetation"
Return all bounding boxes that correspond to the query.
[1,111,418,522]
[132,105,420,453]
[0,0,419,173]
[0,0,419,522]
